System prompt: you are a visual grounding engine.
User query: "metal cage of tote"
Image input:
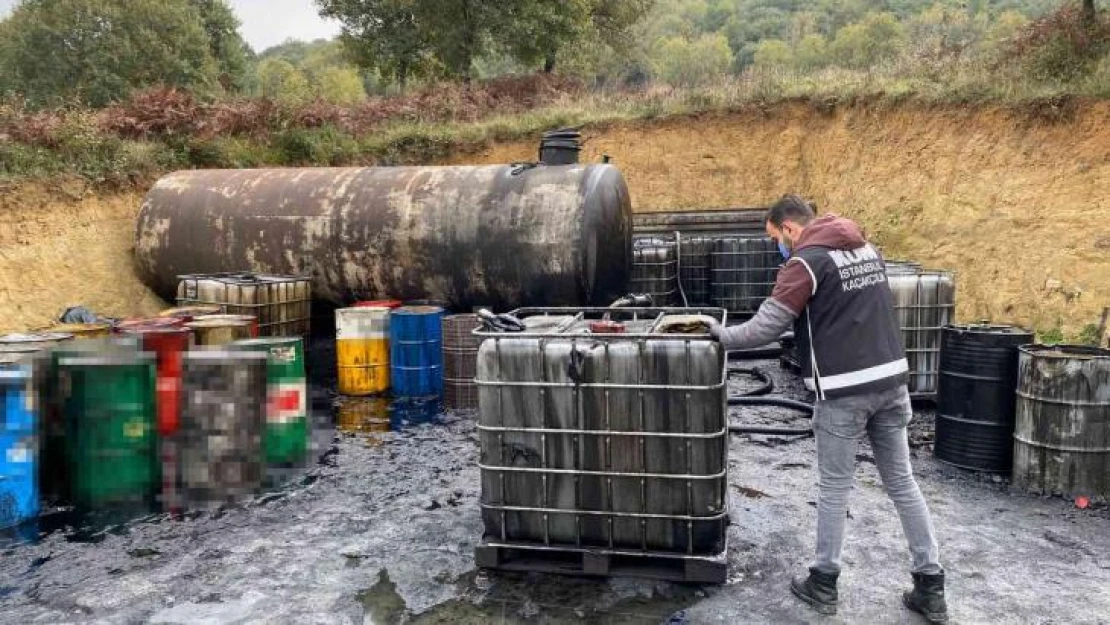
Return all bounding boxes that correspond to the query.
[443,314,482,411]
[175,272,312,339]
[473,307,729,566]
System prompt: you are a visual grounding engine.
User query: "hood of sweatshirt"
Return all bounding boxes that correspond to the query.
[793,214,866,252]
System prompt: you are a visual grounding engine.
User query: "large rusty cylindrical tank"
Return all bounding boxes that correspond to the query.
[135,165,633,310]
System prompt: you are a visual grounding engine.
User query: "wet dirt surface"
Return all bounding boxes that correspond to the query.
[1,347,1109,624]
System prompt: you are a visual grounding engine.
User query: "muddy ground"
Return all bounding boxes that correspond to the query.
[1,348,1108,624]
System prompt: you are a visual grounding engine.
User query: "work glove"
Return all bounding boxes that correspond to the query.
[706,319,725,342]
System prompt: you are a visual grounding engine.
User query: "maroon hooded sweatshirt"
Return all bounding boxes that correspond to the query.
[719,214,908,399]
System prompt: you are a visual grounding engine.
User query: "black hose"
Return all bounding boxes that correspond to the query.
[726,368,814,436]
[728,366,773,397]
[728,396,814,412]
[730,425,813,436]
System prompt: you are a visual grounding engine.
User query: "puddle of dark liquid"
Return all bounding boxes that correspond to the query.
[357,569,409,625]
[358,568,704,625]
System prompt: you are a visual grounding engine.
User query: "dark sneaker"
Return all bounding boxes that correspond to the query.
[903,572,949,624]
[790,568,839,616]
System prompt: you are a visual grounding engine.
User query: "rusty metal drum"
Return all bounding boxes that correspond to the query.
[1013,345,1110,501]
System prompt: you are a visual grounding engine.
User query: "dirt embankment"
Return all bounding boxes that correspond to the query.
[2,99,1108,335]
[457,99,1110,337]
[0,181,165,333]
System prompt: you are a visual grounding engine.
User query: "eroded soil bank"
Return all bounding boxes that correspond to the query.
[3,99,1109,336]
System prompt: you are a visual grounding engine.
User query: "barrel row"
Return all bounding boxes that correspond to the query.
[0,309,311,529]
[631,233,782,317]
[336,304,481,412]
[934,325,1110,502]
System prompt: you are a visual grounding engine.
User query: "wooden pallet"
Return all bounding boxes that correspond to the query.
[475,540,728,584]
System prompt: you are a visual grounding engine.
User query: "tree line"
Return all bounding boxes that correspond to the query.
[0,0,1103,109]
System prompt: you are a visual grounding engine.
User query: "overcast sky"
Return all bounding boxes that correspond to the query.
[0,0,341,53]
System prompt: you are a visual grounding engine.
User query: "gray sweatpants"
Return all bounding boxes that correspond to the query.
[811,384,943,575]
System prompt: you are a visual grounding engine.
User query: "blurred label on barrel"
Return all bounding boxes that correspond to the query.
[228,337,309,466]
[179,351,267,507]
[271,346,295,364]
[269,382,306,423]
[336,307,391,396]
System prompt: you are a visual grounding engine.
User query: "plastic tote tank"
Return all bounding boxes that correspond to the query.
[390,306,444,399]
[710,236,780,318]
[0,366,37,529]
[630,237,679,306]
[887,271,956,398]
[176,272,311,338]
[677,234,715,307]
[475,307,729,580]
[443,314,482,410]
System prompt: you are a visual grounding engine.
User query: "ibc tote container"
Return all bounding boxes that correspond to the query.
[475,307,729,582]
[176,272,311,338]
[630,237,679,306]
[888,271,956,398]
[710,236,780,318]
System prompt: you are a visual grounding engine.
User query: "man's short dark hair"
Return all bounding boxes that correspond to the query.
[765,194,817,228]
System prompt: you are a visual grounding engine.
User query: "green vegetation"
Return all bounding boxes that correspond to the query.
[0,0,251,107]
[1074,323,1104,345]
[0,0,1108,187]
[1038,321,1066,344]
[315,0,648,87]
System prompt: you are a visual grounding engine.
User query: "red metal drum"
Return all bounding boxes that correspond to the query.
[117,326,192,436]
[355,300,402,310]
[114,316,184,334]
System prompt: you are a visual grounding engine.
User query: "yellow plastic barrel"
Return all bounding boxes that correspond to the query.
[336,307,390,396]
[50,322,111,339]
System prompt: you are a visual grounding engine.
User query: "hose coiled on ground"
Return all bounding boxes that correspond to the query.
[727,366,814,436]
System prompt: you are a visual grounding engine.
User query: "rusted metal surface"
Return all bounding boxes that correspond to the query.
[1013,345,1110,501]
[135,165,633,310]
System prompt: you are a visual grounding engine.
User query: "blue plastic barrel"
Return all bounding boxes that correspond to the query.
[1,366,37,529]
[389,306,444,398]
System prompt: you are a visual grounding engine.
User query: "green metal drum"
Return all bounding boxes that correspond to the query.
[230,337,308,465]
[58,352,157,509]
[40,337,142,502]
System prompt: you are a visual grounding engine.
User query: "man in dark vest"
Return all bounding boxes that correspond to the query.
[709,195,948,623]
